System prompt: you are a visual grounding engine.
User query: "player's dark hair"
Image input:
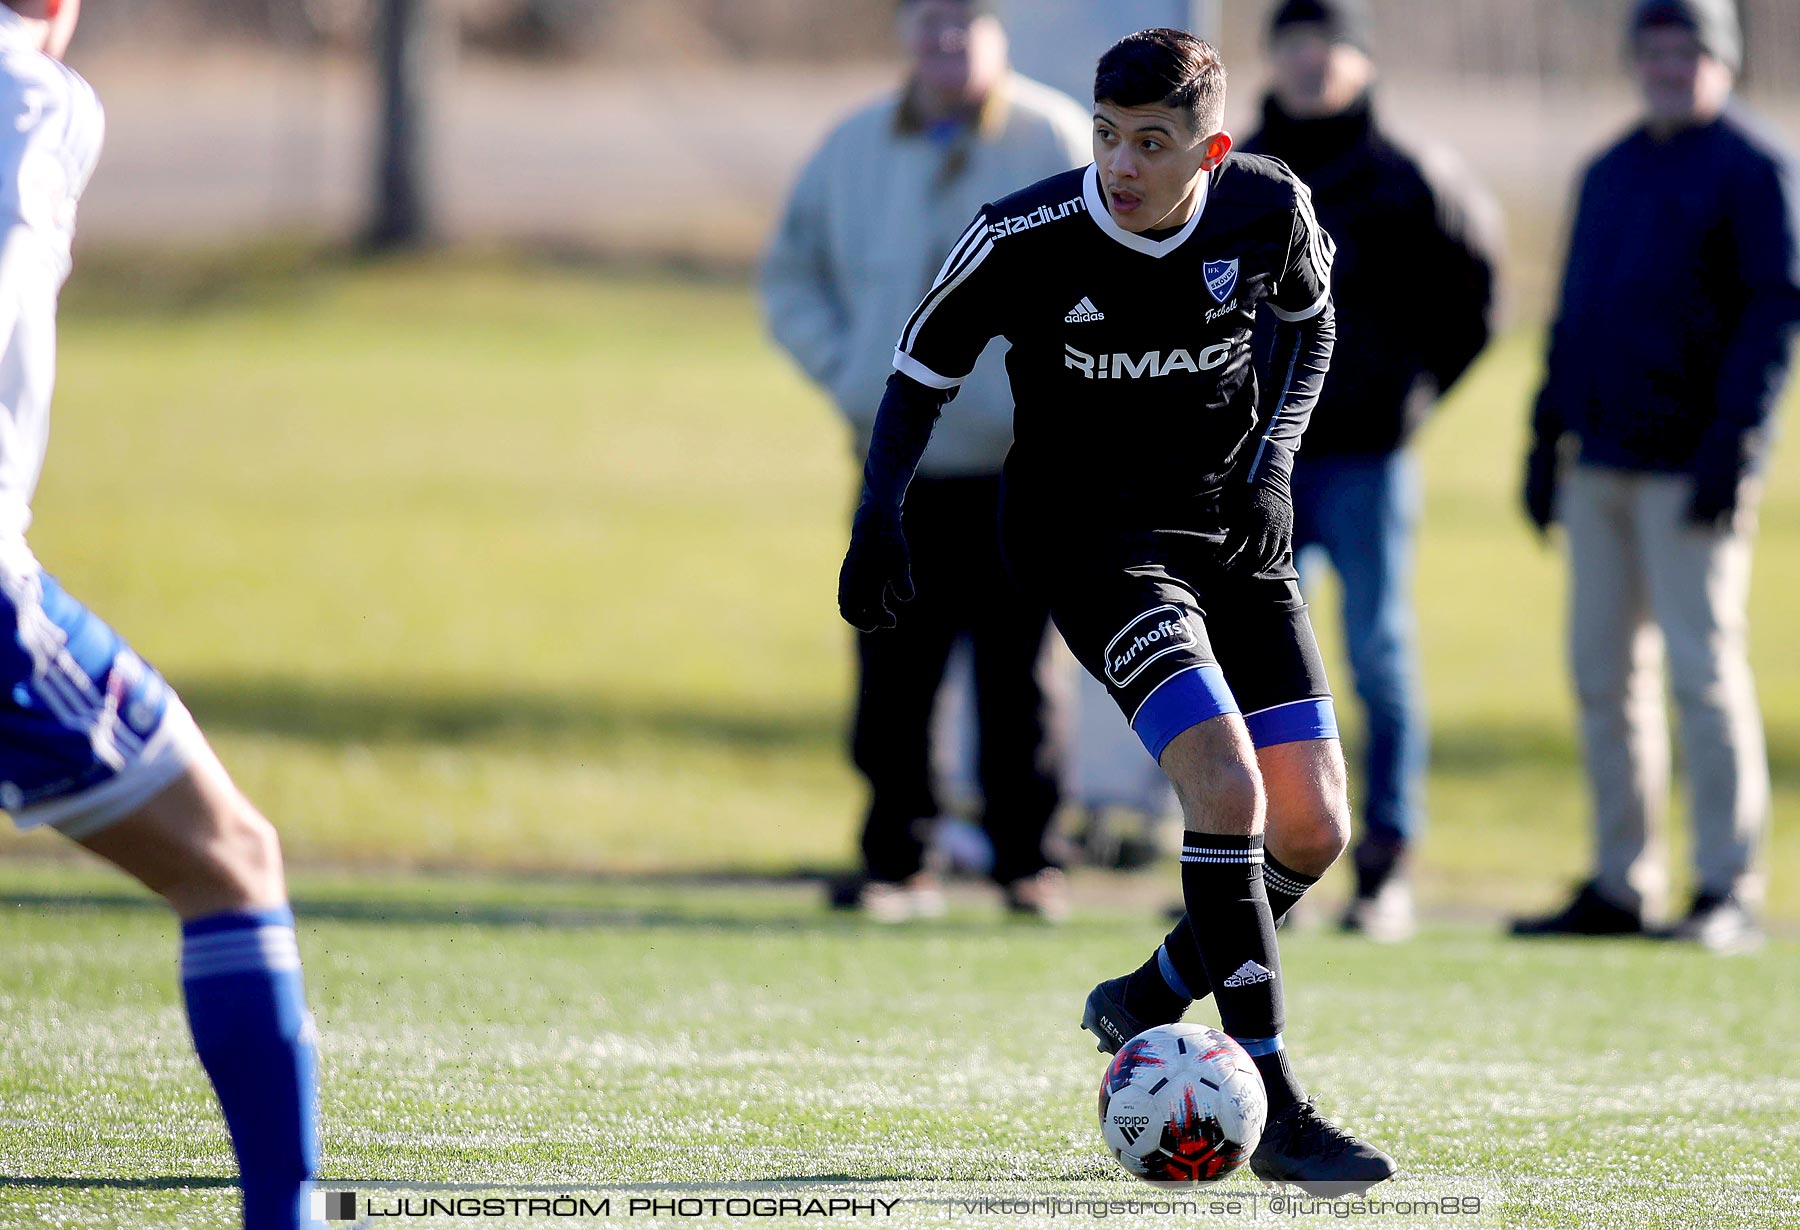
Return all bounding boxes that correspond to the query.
[1094,29,1227,135]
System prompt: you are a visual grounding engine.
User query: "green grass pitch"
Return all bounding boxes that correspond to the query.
[1,254,1798,1227]
[4,862,1798,1228]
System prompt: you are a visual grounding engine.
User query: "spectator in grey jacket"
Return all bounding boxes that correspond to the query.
[1513,0,1800,953]
[760,0,1090,920]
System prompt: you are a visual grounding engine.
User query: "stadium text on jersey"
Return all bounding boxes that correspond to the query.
[988,196,1086,241]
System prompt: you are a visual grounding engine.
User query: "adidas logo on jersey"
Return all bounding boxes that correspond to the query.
[1221,961,1274,988]
[1064,297,1105,323]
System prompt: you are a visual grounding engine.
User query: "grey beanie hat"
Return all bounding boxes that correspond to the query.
[1631,0,1742,72]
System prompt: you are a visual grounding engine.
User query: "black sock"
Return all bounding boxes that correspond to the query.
[1252,1046,1303,1116]
[1121,951,1189,1024]
[1179,832,1304,1111]
[1352,836,1407,900]
[1263,851,1323,919]
[1156,851,1321,1006]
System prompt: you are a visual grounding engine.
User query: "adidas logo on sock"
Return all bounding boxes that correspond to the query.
[1221,960,1274,988]
[1064,296,1105,323]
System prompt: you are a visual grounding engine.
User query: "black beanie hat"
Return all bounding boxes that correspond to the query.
[1631,0,1742,72]
[1267,0,1374,55]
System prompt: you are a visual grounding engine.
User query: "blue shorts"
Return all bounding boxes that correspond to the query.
[2,549,203,837]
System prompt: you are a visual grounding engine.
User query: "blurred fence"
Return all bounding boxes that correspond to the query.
[1325,0,1796,91]
[76,0,895,57]
[86,0,1800,89]
[66,2,1800,315]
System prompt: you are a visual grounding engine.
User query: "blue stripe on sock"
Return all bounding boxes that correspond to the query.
[1244,698,1338,748]
[1156,944,1193,1001]
[1233,1033,1286,1057]
[1130,665,1238,761]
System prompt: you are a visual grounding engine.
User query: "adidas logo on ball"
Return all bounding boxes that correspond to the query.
[1111,1114,1151,1146]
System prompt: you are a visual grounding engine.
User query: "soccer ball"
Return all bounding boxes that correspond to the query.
[1097,1023,1266,1183]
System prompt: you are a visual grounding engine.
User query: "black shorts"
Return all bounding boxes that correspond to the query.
[1005,523,1337,762]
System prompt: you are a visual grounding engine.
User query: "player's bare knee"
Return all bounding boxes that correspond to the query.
[1168,746,1263,835]
[1309,756,1353,861]
[210,799,286,901]
[161,795,287,915]
[1262,741,1351,872]
[1278,795,1350,872]
[1281,759,1353,864]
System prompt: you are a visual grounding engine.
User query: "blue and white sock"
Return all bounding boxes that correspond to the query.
[181,906,320,1230]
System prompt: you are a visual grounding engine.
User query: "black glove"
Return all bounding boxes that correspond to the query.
[1219,469,1294,576]
[1523,444,1559,536]
[838,502,914,632]
[1688,442,1745,531]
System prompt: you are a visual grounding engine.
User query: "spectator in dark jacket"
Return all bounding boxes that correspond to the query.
[1513,0,1800,953]
[1243,0,1500,941]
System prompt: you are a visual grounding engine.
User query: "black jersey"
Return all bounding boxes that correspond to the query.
[892,156,1334,528]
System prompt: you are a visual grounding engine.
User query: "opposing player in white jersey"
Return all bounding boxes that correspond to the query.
[0,4,321,1227]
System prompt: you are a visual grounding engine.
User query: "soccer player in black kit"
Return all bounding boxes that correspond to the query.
[838,29,1395,1192]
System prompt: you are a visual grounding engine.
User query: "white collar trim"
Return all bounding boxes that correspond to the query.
[1082,163,1209,258]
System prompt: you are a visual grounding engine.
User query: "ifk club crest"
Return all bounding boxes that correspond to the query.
[1203,257,1239,303]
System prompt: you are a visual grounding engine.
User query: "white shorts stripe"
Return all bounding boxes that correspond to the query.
[13,700,210,839]
[1243,697,1325,719]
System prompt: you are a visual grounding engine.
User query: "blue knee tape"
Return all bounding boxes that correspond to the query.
[1243,698,1338,748]
[1130,665,1238,761]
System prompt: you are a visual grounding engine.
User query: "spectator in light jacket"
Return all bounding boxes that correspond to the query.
[760,0,1091,920]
